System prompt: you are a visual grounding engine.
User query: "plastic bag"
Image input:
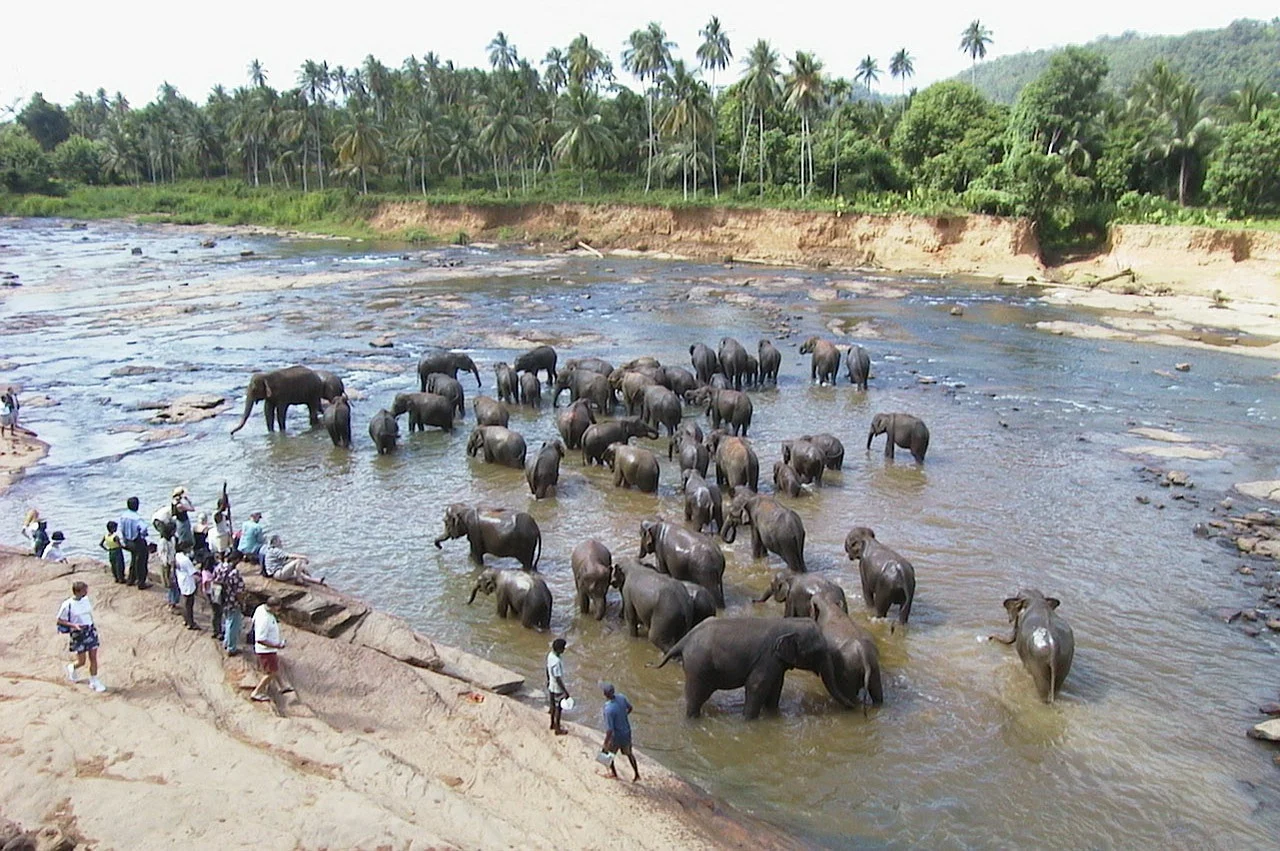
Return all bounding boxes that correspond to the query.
[595,751,614,767]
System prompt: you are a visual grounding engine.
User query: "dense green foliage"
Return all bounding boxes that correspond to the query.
[967,18,1280,104]
[3,18,1280,246]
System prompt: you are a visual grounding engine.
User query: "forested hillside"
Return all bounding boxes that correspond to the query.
[967,18,1280,103]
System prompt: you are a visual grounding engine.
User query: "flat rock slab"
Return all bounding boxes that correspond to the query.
[1120,445,1224,460]
[1248,718,1280,742]
[347,610,442,671]
[1129,427,1194,443]
[1236,481,1280,503]
[434,644,525,695]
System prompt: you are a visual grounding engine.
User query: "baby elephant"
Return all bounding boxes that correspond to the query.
[990,589,1075,704]
[844,527,915,628]
[571,539,613,620]
[467,568,552,630]
[754,571,848,618]
[867,412,929,464]
[525,440,565,499]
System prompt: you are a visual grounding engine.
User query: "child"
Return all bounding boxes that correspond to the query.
[21,509,41,553]
[100,521,126,583]
[42,531,67,562]
[32,519,50,558]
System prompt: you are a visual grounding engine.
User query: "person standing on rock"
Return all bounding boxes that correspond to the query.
[100,520,126,584]
[151,516,178,612]
[174,541,199,630]
[546,638,570,735]
[212,554,246,656]
[1,386,18,440]
[57,581,106,693]
[209,509,232,557]
[599,682,639,782]
[171,488,195,551]
[119,497,149,589]
[21,509,41,554]
[250,599,287,702]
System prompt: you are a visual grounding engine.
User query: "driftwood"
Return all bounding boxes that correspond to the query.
[576,241,603,259]
[1085,268,1135,288]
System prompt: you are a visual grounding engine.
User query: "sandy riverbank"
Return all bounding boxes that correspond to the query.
[0,551,799,850]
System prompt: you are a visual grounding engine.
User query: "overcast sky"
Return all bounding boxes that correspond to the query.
[4,1,1277,110]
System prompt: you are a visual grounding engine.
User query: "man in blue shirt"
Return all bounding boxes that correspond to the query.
[118,496,150,589]
[600,682,638,782]
[238,511,267,565]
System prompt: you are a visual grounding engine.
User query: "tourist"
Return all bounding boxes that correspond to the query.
[249,599,287,702]
[42,530,67,562]
[262,535,324,585]
[209,509,232,556]
[546,637,570,735]
[21,508,41,554]
[151,517,178,612]
[171,488,195,550]
[237,510,266,565]
[193,512,211,556]
[599,682,639,782]
[100,520,126,583]
[1,386,18,439]
[174,541,199,630]
[212,553,246,656]
[200,554,221,639]
[119,497,149,589]
[57,581,106,693]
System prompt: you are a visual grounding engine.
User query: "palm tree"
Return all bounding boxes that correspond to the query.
[826,78,851,198]
[740,39,780,196]
[1222,79,1275,125]
[1138,81,1218,206]
[959,20,993,86]
[248,59,268,89]
[567,34,611,91]
[659,60,712,199]
[784,51,825,198]
[543,48,568,95]
[488,32,518,72]
[855,57,880,96]
[479,94,532,195]
[298,59,331,188]
[889,49,914,99]
[553,85,618,195]
[623,23,674,192]
[697,16,732,197]
[333,110,384,194]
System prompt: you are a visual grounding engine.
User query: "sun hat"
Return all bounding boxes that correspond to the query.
[51,531,65,542]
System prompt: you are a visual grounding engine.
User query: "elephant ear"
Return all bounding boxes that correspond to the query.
[774,632,801,667]
[1045,597,1062,610]
[1003,596,1026,620]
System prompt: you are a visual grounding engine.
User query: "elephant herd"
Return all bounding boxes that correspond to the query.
[228,337,1074,715]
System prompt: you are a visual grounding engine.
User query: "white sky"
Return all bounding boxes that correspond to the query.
[4,1,1277,110]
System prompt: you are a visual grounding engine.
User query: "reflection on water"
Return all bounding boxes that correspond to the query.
[2,219,1279,848]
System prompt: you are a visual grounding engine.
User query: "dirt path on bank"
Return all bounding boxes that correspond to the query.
[0,552,800,850]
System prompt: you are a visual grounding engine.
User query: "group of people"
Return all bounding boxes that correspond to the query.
[546,637,639,782]
[21,509,66,562]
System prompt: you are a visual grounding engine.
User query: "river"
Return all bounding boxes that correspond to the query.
[2,218,1278,848]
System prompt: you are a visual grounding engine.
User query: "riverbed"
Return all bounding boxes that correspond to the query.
[2,218,1278,847]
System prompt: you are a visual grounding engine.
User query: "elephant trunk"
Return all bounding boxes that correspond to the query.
[433,535,447,549]
[721,521,737,544]
[229,393,256,435]
[467,583,480,604]
[752,588,773,604]
[471,366,481,388]
[866,429,875,450]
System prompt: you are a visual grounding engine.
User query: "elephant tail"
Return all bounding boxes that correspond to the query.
[650,632,689,669]
[532,533,542,570]
[1047,634,1058,705]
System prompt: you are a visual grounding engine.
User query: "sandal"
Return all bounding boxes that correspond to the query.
[250,694,270,702]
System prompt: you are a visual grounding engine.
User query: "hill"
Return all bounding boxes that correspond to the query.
[961,18,1280,103]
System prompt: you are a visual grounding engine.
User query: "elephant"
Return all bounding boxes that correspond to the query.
[781,438,826,486]
[467,425,528,468]
[581,418,658,466]
[709,374,732,390]
[614,371,658,415]
[494,362,518,404]
[689,343,720,384]
[622,356,662,371]
[663,366,699,400]
[754,571,848,618]
[424,373,466,417]
[688,386,752,436]
[681,469,723,535]
[391,392,455,432]
[467,567,552,630]
[846,345,871,391]
[368,409,399,454]
[682,581,716,627]
[743,354,760,388]
[706,431,759,492]
[811,594,884,706]
[867,412,930,463]
[473,395,510,427]
[229,365,326,434]
[654,617,857,719]
[772,460,803,498]
[639,385,682,437]
[990,589,1075,704]
[800,433,845,470]
[722,492,807,572]
[603,443,660,493]
[610,557,698,651]
[757,340,782,385]
[514,345,557,387]
[322,394,352,448]
[525,440,564,499]
[844,527,916,627]
[433,503,542,570]
[553,369,614,411]
[518,372,542,407]
[799,336,841,385]
[638,519,725,607]
[571,539,613,620]
[417,351,481,389]
[555,399,596,450]
[673,428,710,478]
[717,337,750,390]
[563,357,614,377]
[317,370,346,402]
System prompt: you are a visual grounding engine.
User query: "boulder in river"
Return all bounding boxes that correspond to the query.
[1235,481,1280,503]
[1247,718,1280,741]
[146,393,226,424]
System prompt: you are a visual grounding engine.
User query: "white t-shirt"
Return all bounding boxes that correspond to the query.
[57,596,94,627]
[546,651,566,695]
[253,604,281,655]
[174,552,197,595]
[42,543,67,562]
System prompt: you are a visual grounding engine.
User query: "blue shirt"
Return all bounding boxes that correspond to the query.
[603,694,633,743]
[118,509,148,545]
[239,519,265,555]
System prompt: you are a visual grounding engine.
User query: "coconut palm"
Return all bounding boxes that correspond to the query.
[543,49,568,95]
[1221,79,1275,125]
[697,16,732,197]
[960,20,993,86]
[568,34,611,91]
[553,85,618,195]
[488,32,519,73]
[854,56,880,96]
[739,39,781,196]
[623,23,675,192]
[659,60,712,199]
[889,49,914,98]
[298,59,331,188]
[248,59,268,89]
[479,94,532,195]
[333,110,384,194]
[784,51,825,198]
[1138,81,1218,206]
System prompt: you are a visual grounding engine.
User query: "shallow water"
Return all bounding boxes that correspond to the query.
[3,218,1279,847]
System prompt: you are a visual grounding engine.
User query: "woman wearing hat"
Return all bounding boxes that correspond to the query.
[41,530,68,563]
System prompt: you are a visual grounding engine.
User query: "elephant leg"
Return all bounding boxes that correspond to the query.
[276,403,289,432]
[743,666,784,720]
[875,590,893,619]
[469,544,485,566]
[899,592,913,624]
[684,676,715,719]
[263,400,276,432]
[496,597,510,619]
[884,439,894,459]
[751,529,766,560]
[594,594,607,620]
[624,601,639,637]
[308,401,321,425]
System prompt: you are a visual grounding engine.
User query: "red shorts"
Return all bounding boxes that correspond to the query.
[258,651,279,674]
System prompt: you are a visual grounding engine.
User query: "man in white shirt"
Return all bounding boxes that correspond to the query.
[249,600,287,703]
[546,637,569,735]
[174,542,199,630]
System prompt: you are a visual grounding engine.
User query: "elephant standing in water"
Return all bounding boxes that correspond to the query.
[473,396,510,427]
[654,618,858,719]
[722,492,807,572]
[846,345,871,391]
[572,539,613,620]
[555,399,595,450]
[417,351,482,389]
[717,337,750,390]
[514,345,558,387]
[990,589,1075,704]
[494,363,518,404]
[867,412,930,463]
[317,370,346,402]
[424,373,466,417]
[757,340,782,384]
[322,394,352,448]
[467,425,527,468]
[433,503,542,570]
[639,519,725,607]
[525,440,564,499]
[706,431,759,493]
[811,594,884,707]
[610,558,699,651]
[368,409,399,454]
[689,343,720,384]
[844,527,916,627]
[580,418,658,466]
[799,337,841,385]
[229,365,326,434]
[754,572,847,618]
[391,392,455,432]
[468,568,552,630]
